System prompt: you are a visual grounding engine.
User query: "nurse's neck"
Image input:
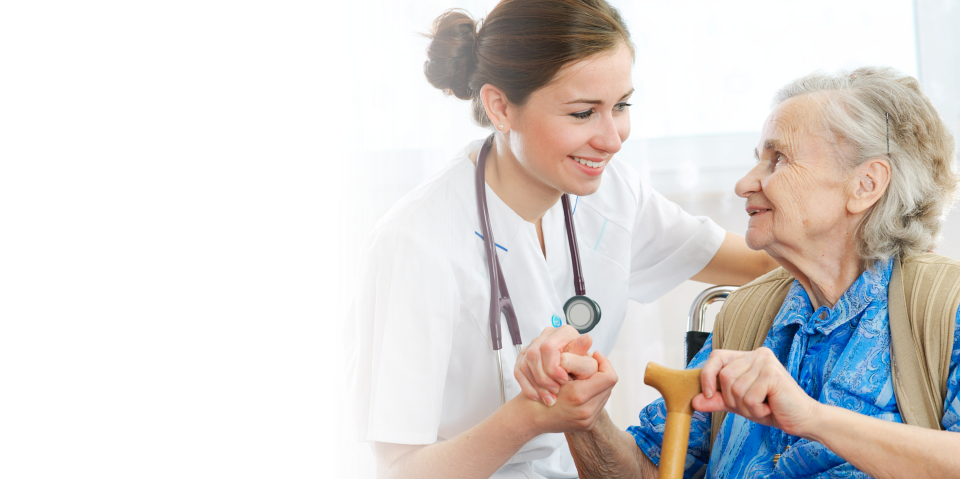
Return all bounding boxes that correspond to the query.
[470,141,561,258]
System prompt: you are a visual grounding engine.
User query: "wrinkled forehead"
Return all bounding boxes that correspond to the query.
[756,95,833,158]
[765,96,825,137]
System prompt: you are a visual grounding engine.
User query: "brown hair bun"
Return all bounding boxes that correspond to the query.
[424,10,478,101]
[424,0,633,127]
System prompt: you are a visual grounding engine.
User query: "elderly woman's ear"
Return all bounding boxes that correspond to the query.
[846,158,891,214]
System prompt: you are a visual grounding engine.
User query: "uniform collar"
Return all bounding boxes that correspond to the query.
[482,181,524,252]
[464,138,524,253]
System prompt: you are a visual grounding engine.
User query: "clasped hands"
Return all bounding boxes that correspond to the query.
[515,326,821,437]
[513,326,615,433]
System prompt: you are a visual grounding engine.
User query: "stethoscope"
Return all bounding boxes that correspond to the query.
[475,133,602,404]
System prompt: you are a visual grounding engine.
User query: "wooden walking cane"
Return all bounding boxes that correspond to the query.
[643,362,703,479]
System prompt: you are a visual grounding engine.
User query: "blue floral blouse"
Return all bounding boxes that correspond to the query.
[628,258,960,478]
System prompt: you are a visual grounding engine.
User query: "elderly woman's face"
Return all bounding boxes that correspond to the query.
[735,96,855,258]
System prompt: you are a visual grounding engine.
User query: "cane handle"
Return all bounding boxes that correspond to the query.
[643,362,703,479]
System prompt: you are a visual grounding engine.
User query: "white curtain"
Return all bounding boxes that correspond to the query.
[340,0,960,477]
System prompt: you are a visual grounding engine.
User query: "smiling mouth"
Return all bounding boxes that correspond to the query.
[748,209,770,216]
[572,156,604,169]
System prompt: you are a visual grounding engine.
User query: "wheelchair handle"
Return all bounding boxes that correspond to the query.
[687,285,738,333]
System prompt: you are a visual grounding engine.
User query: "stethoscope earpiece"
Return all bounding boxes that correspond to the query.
[564,295,601,334]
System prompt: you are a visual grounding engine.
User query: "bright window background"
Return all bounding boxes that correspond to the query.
[340,0,960,478]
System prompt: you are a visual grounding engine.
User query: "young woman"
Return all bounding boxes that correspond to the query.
[347,0,777,478]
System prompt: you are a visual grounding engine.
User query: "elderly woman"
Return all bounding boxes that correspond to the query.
[514,66,960,478]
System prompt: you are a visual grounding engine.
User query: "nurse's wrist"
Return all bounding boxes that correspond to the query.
[505,394,551,441]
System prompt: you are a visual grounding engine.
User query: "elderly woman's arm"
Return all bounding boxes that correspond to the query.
[804,404,960,478]
[565,410,658,478]
[694,348,960,478]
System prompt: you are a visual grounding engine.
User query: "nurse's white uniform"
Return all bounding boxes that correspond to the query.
[346,138,724,478]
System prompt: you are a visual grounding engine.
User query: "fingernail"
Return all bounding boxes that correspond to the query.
[549,386,559,395]
[544,393,556,407]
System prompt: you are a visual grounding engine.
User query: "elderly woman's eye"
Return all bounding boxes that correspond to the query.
[774,152,787,166]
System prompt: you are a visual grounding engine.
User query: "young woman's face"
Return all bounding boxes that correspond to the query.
[505,42,633,197]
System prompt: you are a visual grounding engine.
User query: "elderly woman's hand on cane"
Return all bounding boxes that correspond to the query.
[692,348,819,437]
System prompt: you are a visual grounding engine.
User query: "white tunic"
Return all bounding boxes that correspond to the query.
[346,138,725,478]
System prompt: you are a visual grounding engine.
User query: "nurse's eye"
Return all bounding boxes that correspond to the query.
[570,109,594,120]
[614,102,632,112]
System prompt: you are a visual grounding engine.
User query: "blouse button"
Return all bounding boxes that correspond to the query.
[773,446,791,466]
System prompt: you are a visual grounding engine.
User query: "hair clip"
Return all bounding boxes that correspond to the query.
[886,112,890,157]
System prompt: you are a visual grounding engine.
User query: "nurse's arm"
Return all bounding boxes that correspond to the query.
[565,410,658,478]
[376,352,616,478]
[374,395,539,478]
[690,232,777,286]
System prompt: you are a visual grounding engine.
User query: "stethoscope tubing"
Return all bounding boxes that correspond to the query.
[475,134,522,353]
[475,133,598,404]
[561,194,586,296]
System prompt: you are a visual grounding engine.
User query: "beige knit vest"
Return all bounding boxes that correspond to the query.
[707,253,960,452]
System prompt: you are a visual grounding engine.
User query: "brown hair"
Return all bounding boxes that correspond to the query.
[424,0,634,127]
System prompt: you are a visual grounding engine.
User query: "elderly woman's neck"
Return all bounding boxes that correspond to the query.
[776,249,865,310]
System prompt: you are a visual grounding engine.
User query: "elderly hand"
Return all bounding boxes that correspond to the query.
[691,347,820,436]
[514,325,594,406]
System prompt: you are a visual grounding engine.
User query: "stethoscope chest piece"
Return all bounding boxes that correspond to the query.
[564,295,601,334]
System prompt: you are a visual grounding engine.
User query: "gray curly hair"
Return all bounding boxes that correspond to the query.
[773,66,959,261]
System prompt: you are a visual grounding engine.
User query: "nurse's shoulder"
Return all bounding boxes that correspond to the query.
[362,140,484,257]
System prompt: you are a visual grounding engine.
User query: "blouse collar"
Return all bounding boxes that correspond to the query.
[772,258,893,337]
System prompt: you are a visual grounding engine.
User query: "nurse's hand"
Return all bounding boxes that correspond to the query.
[529,350,618,434]
[514,325,590,405]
